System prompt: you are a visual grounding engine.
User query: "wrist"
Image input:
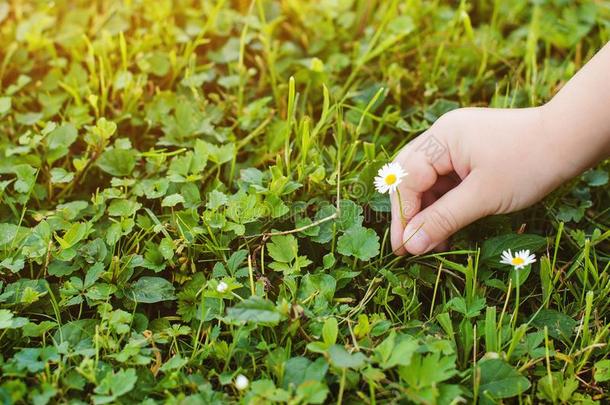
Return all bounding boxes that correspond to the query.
[540,98,609,180]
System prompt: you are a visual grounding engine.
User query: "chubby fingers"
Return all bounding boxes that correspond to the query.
[401,172,491,254]
[390,130,454,254]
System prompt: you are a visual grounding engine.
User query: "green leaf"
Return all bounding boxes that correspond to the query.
[159,354,188,372]
[283,357,328,390]
[530,309,577,340]
[49,168,74,184]
[296,380,329,404]
[322,317,338,346]
[159,237,174,260]
[107,199,141,217]
[481,234,546,268]
[14,347,59,373]
[0,309,28,329]
[16,112,43,125]
[298,273,336,303]
[0,96,11,114]
[127,277,176,303]
[267,234,298,263]
[398,352,457,388]
[446,296,486,318]
[478,359,531,400]
[141,52,170,76]
[336,200,363,231]
[328,344,367,369]
[47,123,77,150]
[337,226,380,261]
[206,190,228,210]
[97,148,137,177]
[94,368,137,401]
[0,223,19,246]
[594,359,610,382]
[206,142,235,164]
[583,169,608,187]
[55,222,89,249]
[374,331,418,369]
[161,193,185,207]
[225,296,283,325]
[53,319,96,348]
[322,253,335,269]
[12,164,37,193]
[536,372,578,403]
[311,204,335,244]
[84,262,105,288]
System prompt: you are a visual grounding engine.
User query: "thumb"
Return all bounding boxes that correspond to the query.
[402,173,490,254]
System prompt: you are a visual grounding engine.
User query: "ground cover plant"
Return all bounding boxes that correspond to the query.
[0,0,609,403]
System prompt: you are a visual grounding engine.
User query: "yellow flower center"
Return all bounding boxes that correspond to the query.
[385,174,397,185]
[511,257,524,266]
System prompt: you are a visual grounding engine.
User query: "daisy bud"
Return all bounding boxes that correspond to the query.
[216,281,228,293]
[234,374,249,390]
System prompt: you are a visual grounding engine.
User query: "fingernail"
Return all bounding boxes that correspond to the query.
[403,223,431,254]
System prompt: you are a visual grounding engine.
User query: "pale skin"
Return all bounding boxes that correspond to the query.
[391,42,610,255]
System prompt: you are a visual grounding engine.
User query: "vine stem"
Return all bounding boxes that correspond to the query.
[249,212,338,239]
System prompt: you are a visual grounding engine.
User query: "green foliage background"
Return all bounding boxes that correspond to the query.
[0,0,609,403]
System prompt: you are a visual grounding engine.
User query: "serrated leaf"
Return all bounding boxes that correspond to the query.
[583,169,608,187]
[267,234,298,263]
[337,226,380,261]
[127,277,176,303]
[336,200,363,231]
[97,148,137,177]
[478,359,531,400]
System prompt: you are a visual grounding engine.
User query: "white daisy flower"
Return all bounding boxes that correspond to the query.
[234,374,249,390]
[374,162,407,194]
[216,281,228,293]
[500,249,536,270]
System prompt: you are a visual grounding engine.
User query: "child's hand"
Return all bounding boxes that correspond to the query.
[391,43,610,255]
[391,106,560,255]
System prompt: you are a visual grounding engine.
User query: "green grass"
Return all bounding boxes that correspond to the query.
[0,0,609,403]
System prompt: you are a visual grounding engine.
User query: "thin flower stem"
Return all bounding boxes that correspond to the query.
[512,270,521,329]
[396,189,407,227]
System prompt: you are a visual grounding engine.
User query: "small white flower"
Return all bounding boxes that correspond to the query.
[374,162,407,194]
[216,281,228,293]
[500,249,536,270]
[234,374,249,390]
